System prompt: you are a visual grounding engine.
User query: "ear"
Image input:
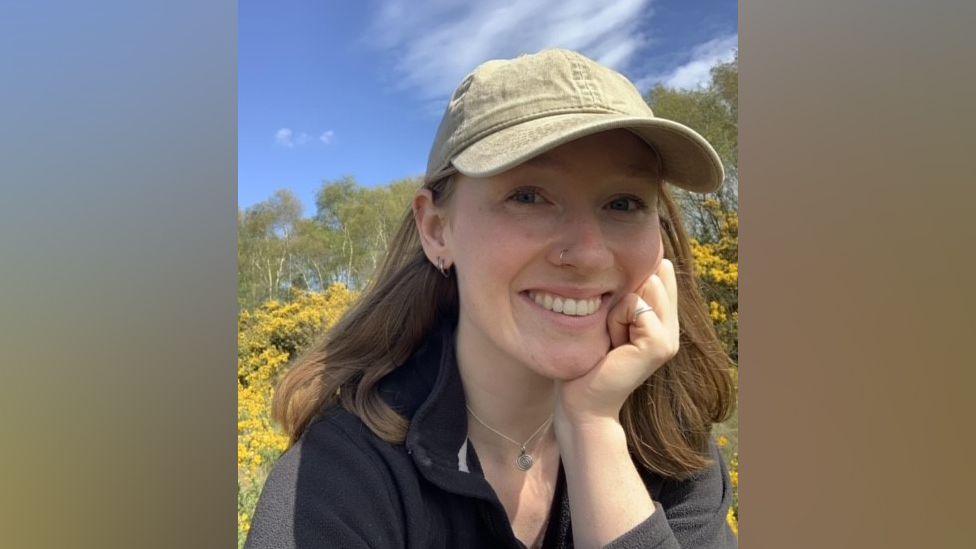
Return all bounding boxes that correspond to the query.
[413,188,452,269]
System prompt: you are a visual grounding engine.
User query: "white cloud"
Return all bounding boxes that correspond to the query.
[647,33,738,90]
[368,0,653,101]
[275,128,335,147]
[274,128,294,147]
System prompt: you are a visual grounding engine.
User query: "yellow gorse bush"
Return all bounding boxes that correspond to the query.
[689,199,739,361]
[726,507,738,536]
[727,450,739,536]
[237,284,356,547]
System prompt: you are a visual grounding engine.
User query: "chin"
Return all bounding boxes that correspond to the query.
[529,346,608,381]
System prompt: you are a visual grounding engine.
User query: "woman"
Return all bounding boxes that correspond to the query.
[246,49,737,549]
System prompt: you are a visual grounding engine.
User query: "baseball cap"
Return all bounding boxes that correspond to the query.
[425,48,725,194]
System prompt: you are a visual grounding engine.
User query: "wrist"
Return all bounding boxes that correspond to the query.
[554,414,627,450]
[553,401,621,431]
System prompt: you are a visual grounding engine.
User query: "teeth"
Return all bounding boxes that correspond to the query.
[528,291,602,317]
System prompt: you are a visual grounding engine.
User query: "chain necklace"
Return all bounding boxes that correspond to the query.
[465,405,553,471]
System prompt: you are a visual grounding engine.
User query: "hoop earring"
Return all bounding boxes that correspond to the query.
[437,256,451,278]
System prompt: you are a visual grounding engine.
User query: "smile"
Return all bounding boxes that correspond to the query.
[526,290,603,317]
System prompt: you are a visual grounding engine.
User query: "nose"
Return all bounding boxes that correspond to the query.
[553,210,613,272]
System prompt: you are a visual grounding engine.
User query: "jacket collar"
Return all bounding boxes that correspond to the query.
[375,316,592,546]
[375,316,665,546]
[378,315,498,500]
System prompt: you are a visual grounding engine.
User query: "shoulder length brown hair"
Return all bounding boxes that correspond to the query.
[273,175,735,480]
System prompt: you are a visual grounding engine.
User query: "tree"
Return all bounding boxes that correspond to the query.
[313,176,421,289]
[237,190,304,309]
[646,53,739,243]
[290,218,340,292]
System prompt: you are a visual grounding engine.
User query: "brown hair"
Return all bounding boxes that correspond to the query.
[272,175,735,480]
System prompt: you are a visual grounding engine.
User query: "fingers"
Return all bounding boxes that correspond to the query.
[650,259,679,341]
[608,292,666,349]
[608,259,680,354]
[607,292,632,348]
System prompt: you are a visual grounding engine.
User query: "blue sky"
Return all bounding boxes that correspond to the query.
[239,0,737,217]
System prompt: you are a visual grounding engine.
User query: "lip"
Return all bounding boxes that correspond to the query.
[518,290,611,331]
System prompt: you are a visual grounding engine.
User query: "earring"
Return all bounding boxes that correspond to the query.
[437,256,451,278]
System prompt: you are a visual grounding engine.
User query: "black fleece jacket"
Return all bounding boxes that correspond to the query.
[245,317,737,548]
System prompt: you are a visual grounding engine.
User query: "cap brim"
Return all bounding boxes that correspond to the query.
[447,113,724,193]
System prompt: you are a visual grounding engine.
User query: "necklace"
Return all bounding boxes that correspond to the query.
[465,405,553,471]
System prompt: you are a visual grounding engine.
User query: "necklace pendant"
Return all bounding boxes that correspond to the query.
[516,449,534,471]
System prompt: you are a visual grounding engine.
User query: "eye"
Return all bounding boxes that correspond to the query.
[507,187,546,205]
[607,195,648,212]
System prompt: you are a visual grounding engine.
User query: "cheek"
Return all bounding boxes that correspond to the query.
[622,228,664,293]
[454,202,540,258]
[452,212,532,288]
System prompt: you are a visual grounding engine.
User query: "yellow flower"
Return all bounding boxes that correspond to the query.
[237,285,358,547]
[709,301,728,323]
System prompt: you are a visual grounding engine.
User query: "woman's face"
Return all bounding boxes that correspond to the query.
[439,129,664,380]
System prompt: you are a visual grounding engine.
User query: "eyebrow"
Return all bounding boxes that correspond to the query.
[522,154,659,179]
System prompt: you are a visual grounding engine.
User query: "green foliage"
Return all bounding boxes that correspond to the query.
[237,189,307,308]
[647,53,739,242]
[238,177,422,310]
[649,86,736,166]
[313,176,420,289]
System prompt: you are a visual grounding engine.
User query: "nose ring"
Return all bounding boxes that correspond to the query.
[559,248,568,265]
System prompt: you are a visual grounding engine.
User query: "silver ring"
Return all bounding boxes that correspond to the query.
[559,248,568,264]
[633,305,655,322]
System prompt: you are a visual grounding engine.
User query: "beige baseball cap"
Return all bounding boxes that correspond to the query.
[425,48,725,194]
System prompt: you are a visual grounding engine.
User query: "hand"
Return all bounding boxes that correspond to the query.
[554,258,680,428]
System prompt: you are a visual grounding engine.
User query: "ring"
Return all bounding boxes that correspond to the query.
[633,305,655,322]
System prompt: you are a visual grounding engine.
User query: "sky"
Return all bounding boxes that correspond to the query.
[239,0,737,217]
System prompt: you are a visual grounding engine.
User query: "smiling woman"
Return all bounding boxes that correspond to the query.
[432,131,666,385]
[246,49,737,549]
